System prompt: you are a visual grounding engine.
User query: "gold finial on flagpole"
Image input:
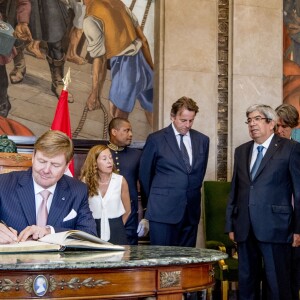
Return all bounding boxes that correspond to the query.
[63,67,71,90]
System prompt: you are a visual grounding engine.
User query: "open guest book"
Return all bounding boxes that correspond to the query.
[0,230,125,253]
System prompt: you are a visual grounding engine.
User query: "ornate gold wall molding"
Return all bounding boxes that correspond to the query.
[217,0,229,181]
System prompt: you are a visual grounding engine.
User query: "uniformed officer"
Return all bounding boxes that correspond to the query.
[108,117,148,245]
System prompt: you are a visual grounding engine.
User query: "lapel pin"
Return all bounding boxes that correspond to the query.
[62,197,65,201]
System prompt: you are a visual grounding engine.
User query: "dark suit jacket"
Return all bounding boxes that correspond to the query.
[0,168,97,236]
[110,147,142,213]
[110,146,142,244]
[139,124,209,225]
[225,134,300,243]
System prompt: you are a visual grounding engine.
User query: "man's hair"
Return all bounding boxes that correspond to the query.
[170,96,199,117]
[34,130,74,163]
[79,145,116,197]
[108,117,130,137]
[275,104,299,129]
[246,104,277,122]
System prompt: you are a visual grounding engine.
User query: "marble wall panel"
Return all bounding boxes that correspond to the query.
[234,0,281,9]
[232,5,282,77]
[231,75,282,152]
[164,0,217,73]
[157,0,218,179]
[230,2,282,173]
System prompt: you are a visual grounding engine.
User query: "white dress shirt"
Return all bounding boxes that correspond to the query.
[172,123,193,165]
[33,179,56,233]
[250,133,274,171]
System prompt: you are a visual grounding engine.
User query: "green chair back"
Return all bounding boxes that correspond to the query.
[203,181,234,249]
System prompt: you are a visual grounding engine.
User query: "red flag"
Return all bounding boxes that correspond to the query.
[51,89,74,176]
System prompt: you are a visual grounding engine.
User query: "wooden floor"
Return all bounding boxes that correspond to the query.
[6,0,154,141]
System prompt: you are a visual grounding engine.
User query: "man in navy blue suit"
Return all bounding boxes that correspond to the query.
[139,96,209,247]
[225,104,300,300]
[108,117,148,245]
[0,130,97,244]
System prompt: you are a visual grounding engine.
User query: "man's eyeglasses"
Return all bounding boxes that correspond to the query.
[245,116,269,124]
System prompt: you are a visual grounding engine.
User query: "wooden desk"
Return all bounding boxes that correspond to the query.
[0,246,227,299]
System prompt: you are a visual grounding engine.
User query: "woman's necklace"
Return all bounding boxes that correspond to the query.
[99,181,109,185]
[99,175,112,185]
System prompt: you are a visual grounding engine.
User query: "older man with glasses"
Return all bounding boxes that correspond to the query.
[225,104,300,300]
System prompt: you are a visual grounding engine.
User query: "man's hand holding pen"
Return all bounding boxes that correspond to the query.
[0,221,52,244]
[0,221,18,244]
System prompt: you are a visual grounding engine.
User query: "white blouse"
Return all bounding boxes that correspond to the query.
[89,173,125,241]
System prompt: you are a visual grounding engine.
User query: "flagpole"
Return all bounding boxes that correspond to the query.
[63,67,71,91]
[51,67,75,176]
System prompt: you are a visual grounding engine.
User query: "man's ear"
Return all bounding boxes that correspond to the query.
[64,161,70,172]
[111,128,118,137]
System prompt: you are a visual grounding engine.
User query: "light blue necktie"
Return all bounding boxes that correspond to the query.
[250,145,264,180]
[179,134,191,173]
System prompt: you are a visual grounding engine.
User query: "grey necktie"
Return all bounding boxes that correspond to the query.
[250,145,264,180]
[37,190,51,227]
[179,134,191,173]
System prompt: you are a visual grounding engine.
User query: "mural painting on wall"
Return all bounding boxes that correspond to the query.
[0,0,154,141]
[283,0,300,141]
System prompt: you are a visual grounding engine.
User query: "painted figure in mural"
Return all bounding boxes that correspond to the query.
[284,0,300,65]
[26,39,44,59]
[83,0,154,127]
[66,0,87,65]
[0,0,31,117]
[5,0,32,85]
[283,0,300,141]
[6,0,74,102]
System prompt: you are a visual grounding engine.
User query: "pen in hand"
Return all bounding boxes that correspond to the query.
[0,220,18,243]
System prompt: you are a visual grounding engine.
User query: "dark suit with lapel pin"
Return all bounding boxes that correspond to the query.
[139,124,209,247]
[0,168,97,236]
[225,134,300,300]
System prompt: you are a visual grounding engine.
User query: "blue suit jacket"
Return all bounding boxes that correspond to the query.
[139,124,209,225]
[225,135,300,243]
[0,168,97,236]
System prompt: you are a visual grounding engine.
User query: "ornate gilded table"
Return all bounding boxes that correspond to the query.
[0,246,227,299]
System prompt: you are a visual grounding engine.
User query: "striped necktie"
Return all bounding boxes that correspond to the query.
[179,134,191,173]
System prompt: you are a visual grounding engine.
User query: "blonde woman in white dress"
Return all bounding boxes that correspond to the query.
[80,145,131,244]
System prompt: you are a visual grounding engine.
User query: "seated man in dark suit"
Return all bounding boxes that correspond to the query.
[0,130,97,244]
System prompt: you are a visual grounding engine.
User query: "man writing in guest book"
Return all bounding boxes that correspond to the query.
[0,130,97,244]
